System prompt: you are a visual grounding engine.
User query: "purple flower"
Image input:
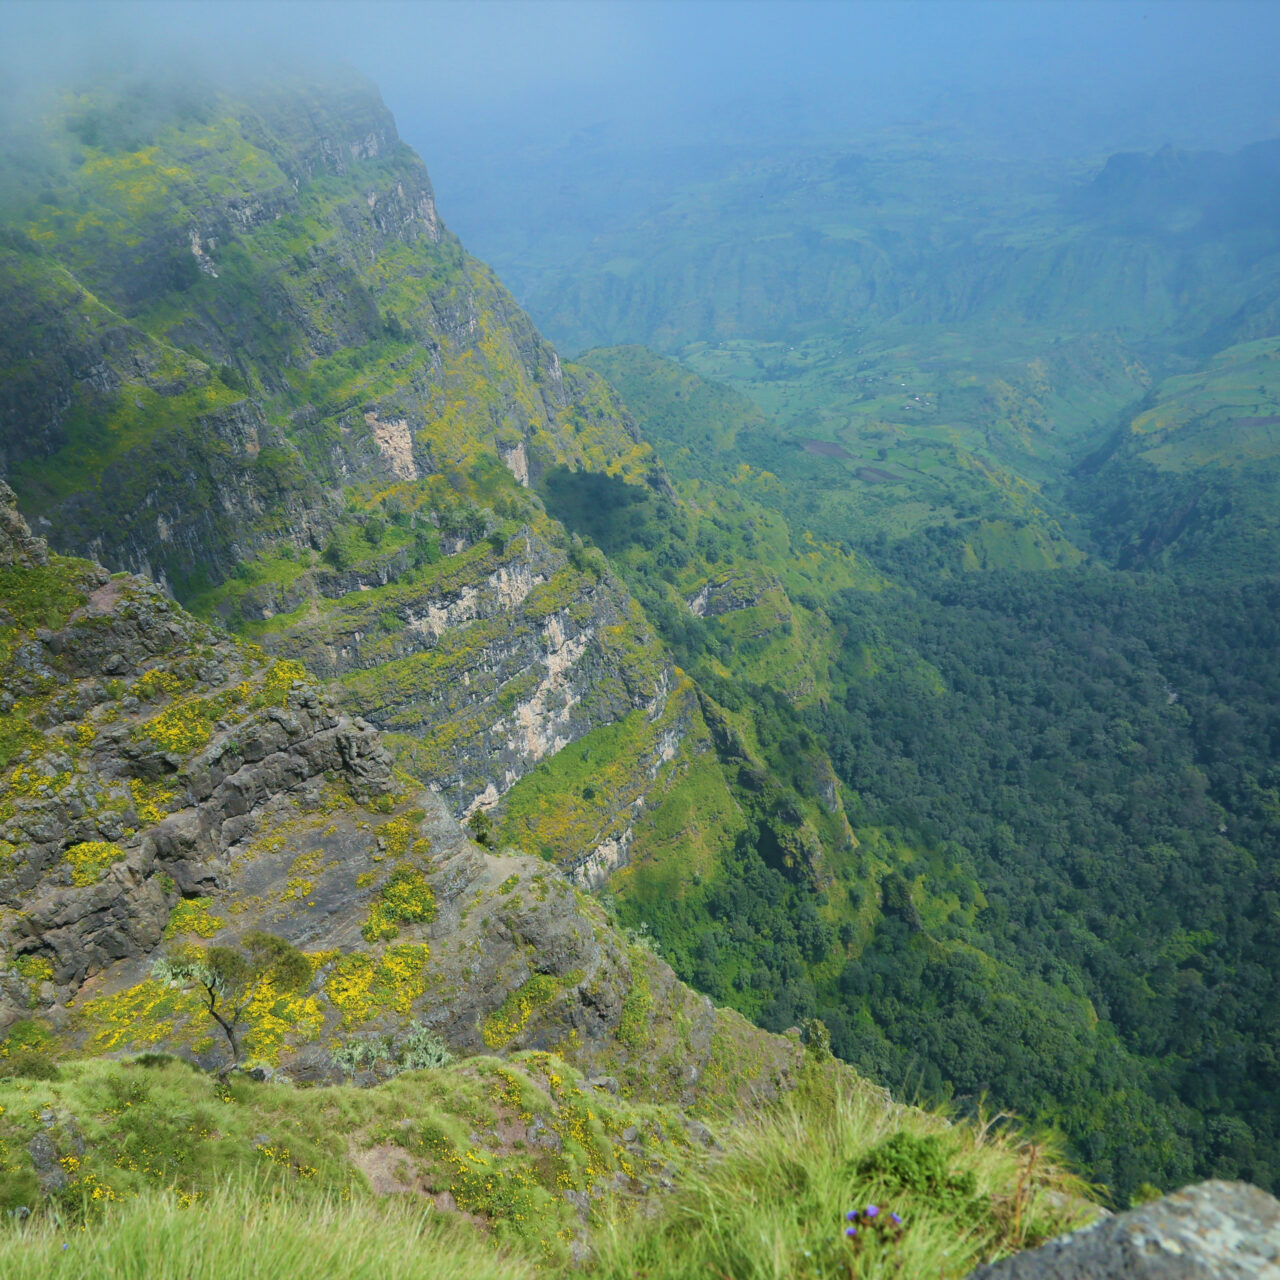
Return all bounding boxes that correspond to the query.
[845,1209,860,1221]
[865,1204,879,1218]
[890,1212,902,1225]
[845,1226,858,1238]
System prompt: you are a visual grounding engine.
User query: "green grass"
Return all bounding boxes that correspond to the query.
[1076,335,1280,573]
[674,327,1098,559]
[589,1074,1094,1280]
[0,558,92,631]
[0,1180,533,1280]
[0,1059,1094,1279]
[1123,336,1280,472]
[496,675,741,881]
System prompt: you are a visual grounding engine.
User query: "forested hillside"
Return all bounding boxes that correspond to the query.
[2,69,1278,1212]
[550,346,1280,1198]
[541,138,1280,1199]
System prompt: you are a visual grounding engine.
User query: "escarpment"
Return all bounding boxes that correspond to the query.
[0,484,801,1107]
[0,74,700,863]
[0,74,857,1133]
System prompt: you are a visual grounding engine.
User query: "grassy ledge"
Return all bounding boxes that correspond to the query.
[0,1053,1093,1279]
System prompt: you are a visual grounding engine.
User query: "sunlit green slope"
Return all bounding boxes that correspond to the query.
[1076,335,1280,574]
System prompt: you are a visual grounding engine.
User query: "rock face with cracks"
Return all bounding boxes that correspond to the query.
[0,484,800,1110]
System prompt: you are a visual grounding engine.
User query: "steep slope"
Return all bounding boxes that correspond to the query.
[1,78,654,583]
[1074,335,1280,575]
[0,76,725,880]
[0,479,802,1114]
[565,355,1280,1199]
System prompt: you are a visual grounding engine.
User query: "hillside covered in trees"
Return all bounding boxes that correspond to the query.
[0,51,1278,1226]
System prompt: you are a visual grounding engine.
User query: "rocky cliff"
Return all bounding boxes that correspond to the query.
[0,481,800,1109]
[0,78,879,1157]
[964,1180,1280,1279]
[0,74,741,892]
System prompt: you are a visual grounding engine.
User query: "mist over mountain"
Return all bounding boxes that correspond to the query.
[6,0,1280,271]
[1,4,1280,1275]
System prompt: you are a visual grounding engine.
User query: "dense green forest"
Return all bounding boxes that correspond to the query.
[547,469,1280,1196]
[814,570,1280,1194]
[551,338,1280,1202]
[533,145,1280,1206]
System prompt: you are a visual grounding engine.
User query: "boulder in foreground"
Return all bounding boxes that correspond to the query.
[965,1180,1280,1279]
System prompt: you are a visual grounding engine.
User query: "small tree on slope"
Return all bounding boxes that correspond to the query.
[154,931,310,1069]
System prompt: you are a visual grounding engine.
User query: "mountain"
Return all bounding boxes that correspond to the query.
[509,134,1280,358]
[3,71,1280,1214]
[0,75,777,913]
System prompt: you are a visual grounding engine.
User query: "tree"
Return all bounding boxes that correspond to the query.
[154,932,311,1068]
[466,807,497,848]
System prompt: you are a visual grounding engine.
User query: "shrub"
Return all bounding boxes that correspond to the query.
[852,1130,978,1209]
[1,1049,60,1081]
[153,933,311,1066]
[400,1023,452,1071]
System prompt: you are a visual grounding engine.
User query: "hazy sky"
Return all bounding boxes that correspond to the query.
[8,1,1280,138]
[5,0,1280,250]
[6,2,1279,125]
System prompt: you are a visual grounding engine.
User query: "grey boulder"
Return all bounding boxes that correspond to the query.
[966,1181,1280,1279]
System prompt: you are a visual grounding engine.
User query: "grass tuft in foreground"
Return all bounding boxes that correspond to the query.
[0,1179,533,1280]
[589,1072,1095,1280]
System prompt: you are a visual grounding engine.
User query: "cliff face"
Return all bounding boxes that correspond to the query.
[1,77,653,582]
[0,77,863,1100]
[225,521,669,819]
[0,482,800,1107]
[0,76,698,854]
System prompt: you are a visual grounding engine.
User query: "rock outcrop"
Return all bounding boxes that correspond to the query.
[0,479,47,569]
[0,485,799,1110]
[247,523,669,817]
[965,1181,1280,1279]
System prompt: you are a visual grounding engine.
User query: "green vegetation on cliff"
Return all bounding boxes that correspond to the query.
[0,485,1096,1280]
[560,346,1280,1201]
[0,1053,1090,1279]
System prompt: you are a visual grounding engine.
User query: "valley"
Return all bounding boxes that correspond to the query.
[475,127,1280,1196]
[0,51,1278,1277]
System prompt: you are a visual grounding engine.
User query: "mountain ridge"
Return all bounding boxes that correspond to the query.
[3,70,1280,1208]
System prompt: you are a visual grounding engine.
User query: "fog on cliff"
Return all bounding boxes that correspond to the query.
[4,0,1280,265]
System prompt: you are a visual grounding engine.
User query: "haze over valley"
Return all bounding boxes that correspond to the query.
[1,3,1279,1275]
